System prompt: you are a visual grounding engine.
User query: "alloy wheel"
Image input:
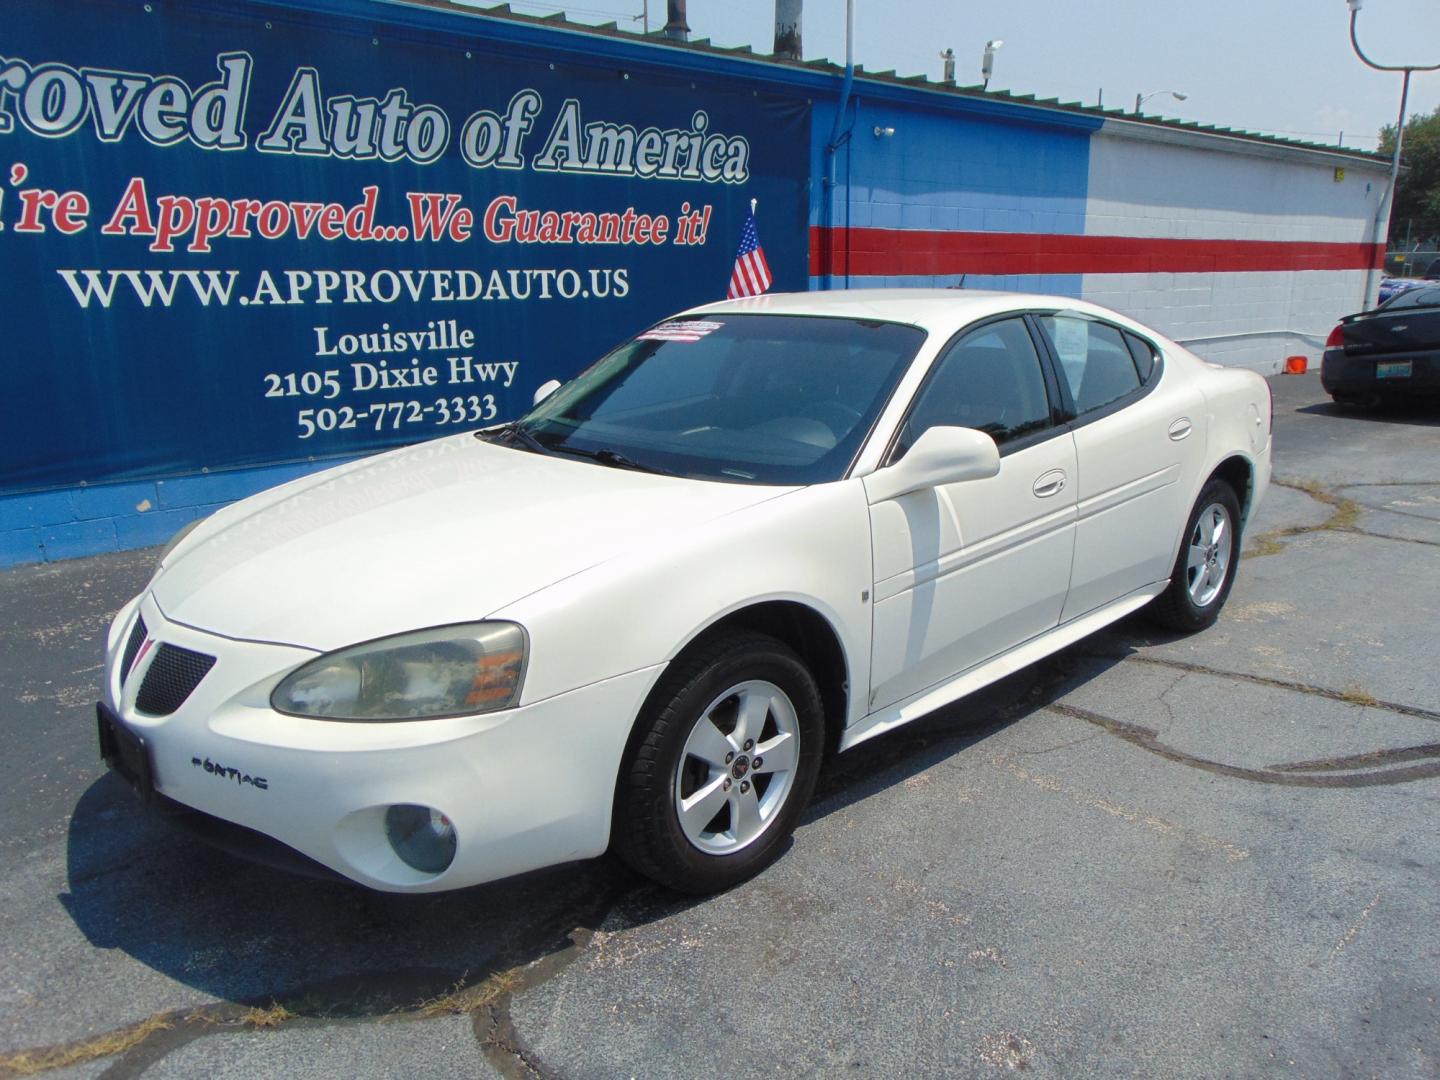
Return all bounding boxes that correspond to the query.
[673,679,800,855]
[1186,502,1233,608]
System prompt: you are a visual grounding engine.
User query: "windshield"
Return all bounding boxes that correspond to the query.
[509,314,925,484]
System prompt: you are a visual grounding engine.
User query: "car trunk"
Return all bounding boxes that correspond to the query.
[1340,307,1440,358]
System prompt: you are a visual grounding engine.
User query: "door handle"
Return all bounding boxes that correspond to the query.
[1032,470,1066,498]
[1168,417,1193,441]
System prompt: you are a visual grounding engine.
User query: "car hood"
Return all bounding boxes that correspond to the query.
[153,434,794,652]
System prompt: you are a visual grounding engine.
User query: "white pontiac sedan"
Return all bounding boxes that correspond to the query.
[99,290,1271,894]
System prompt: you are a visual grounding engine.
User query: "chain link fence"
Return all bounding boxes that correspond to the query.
[1386,217,1440,278]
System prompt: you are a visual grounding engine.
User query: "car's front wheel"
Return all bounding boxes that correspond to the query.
[613,630,824,894]
[1149,478,1243,632]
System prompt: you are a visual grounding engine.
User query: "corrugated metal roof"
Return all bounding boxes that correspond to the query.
[418,0,1387,164]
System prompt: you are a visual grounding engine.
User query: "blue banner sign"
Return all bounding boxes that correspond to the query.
[0,0,810,494]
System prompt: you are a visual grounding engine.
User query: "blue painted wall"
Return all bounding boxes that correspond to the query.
[1,2,1104,568]
[0,461,334,568]
[810,97,1093,233]
[807,93,1095,295]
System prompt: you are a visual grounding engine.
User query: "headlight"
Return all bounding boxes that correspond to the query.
[271,622,527,721]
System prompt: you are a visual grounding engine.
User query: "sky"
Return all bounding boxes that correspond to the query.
[477,0,1440,152]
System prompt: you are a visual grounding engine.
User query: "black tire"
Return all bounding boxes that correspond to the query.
[612,630,824,894]
[1148,478,1243,633]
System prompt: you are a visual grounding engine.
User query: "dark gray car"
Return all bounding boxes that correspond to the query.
[1322,285,1440,405]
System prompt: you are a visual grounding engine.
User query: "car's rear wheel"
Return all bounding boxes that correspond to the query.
[1149,478,1243,632]
[613,630,824,894]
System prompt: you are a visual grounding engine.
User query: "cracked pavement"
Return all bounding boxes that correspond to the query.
[1,373,1437,1078]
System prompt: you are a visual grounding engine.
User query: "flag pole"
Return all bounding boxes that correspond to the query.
[751,198,757,215]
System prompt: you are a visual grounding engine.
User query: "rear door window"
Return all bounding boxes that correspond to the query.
[1036,315,1143,416]
[1124,332,1158,383]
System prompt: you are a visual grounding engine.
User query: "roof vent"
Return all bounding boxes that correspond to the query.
[664,0,689,42]
[774,0,802,60]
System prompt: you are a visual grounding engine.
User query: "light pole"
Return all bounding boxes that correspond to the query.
[1346,0,1440,306]
[982,39,1003,90]
[1134,89,1187,114]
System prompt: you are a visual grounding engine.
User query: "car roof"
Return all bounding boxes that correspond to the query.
[682,289,1154,342]
[1384,284,1440,305]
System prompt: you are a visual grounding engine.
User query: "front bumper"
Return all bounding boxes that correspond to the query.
[1321,347,1440,396]
[102,593,661,892]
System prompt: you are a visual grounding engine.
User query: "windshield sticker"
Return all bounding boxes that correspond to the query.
[638,320,725,343]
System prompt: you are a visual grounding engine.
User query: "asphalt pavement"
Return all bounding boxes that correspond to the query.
[1,373,1437,1079]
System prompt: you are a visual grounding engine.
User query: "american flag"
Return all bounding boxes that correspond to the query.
[727,211,773,299]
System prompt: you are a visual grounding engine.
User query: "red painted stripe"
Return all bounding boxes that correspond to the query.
[808,227,1385,277]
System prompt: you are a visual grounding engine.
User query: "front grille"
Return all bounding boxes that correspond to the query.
[120,615,147,686]
[135,644,216,716]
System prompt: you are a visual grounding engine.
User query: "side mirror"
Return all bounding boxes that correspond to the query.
[862,426,1001,504]
[533,379,562,406]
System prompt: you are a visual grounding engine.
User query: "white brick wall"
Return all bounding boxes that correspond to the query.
[1081,127,1388,372]
[1083,269,1369,373]
[1085,131,1386,243]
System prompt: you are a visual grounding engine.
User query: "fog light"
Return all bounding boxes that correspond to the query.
[384,804,457,874]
